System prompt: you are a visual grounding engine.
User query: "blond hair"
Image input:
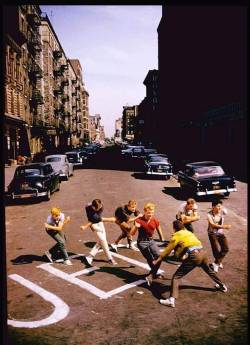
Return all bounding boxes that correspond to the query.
[51,207,61,216]
[128,200,137,206]
[144,202,155,211]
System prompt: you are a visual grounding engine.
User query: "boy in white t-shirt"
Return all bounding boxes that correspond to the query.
[44,207,72,265]
[176,198,200,232]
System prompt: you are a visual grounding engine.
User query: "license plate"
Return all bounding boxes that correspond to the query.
[213,185,220,190]
[21,183,29,190]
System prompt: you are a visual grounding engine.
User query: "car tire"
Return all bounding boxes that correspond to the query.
[56,182,60,192]
[65,173,69,181]
[224,192,230,197]
[165,176,171,180]
[45,190,51,201]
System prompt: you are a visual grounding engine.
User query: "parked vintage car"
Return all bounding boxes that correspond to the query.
[144,156,173,179]
[45,154,73,181]
[131,147,158,158]
[177,161,237,197]
[7,163,60,201]
[65,151,85,167]
[145,153,169,163]
[121,145,144,157]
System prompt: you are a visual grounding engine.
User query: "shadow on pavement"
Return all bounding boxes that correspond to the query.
[11,254,48,265]
[162,186,186,201]
[131,172,166,180]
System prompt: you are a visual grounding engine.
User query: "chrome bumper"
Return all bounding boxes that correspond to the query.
[146,171,173,176]
[11,191,47,199]
[197,187,237,196]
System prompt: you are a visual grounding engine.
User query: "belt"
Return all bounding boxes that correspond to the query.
[138,237,153,241]
[187,246,203,254]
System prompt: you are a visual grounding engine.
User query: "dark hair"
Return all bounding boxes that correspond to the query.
[212,199,223,207]
[173,220,185,232]
[92,199,103,210]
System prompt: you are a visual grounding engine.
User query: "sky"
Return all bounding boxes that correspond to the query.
[40,5,162,137]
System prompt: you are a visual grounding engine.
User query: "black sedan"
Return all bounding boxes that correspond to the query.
[144,156,173,179]
[177,161,237,197]
[7,163,60,201]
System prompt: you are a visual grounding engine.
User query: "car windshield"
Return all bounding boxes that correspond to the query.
[46,157,61,162]
[66,154,77,158]
[193,166,225,177]
[16,168,41,177]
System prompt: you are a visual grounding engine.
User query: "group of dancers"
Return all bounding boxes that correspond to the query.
[44,197,231,308]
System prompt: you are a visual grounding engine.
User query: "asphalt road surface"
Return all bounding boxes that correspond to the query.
[5,148,247,345]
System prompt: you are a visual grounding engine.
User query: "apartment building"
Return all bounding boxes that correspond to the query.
[121,105,138,142]
[3,5,43,162]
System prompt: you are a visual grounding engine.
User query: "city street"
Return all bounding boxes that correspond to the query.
[5,148,247,345]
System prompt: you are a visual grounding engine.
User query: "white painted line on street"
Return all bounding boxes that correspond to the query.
[70,267,100,278]
[8,274,69,328]
[38,263,108,299]
[37,251,165,299]
[111,252,165,274]
[105,279,146,298]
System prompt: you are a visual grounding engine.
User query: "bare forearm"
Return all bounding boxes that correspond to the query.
[157,227,164,241]
[45,223,62,231]
[102,217,116,222]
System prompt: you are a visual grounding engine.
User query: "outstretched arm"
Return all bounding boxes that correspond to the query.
[102,217,116,222]
[156,225,164,241]
[80,221,92,231]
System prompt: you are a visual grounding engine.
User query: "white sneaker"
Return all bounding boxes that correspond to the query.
[129,244,139,251]
[159,298,175,308]
[85,256,93,266]
[110,243,118,252]
[64,259,73,266]
[215,283,228,292]
[145,275,153,286]
[219,263,223,269]
[211,262,219,273]
[108,259,118,265]
[45,250,53,263]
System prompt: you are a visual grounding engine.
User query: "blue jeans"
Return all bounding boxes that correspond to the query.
[137,239,161,277]
[46,230,69,261]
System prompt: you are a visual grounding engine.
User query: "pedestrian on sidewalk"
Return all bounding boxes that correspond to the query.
[176,198,200,232]
[130,202,165,286]
[80,199,117,266]
[44,207,72,265]
[110,200,142,253]
[207,199,231,273]
[153,220,227,308]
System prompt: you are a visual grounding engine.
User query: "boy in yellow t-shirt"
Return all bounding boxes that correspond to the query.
[153,220,227,308]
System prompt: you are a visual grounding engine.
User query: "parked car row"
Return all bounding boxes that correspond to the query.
[120,144,237,198]
[7,143,103,202]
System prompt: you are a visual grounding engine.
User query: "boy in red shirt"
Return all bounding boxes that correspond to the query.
[131,202,165,285]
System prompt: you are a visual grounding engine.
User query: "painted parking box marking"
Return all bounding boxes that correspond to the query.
[38,253,164,299]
